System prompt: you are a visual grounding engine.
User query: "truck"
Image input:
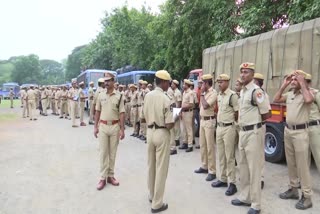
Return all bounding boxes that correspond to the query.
[202,17,320,163]
[0,82,20,99]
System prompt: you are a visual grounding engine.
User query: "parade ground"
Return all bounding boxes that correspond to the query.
[0,103,320,214]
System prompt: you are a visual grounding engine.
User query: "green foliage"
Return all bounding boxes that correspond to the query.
[39,59,65,85]
[0,61,15,86]
[288,0,320,24]
[65,45,87,81]
[11,54,42,85]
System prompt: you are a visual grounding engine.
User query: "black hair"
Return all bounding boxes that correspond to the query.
[255,79,264,87]
[98,82,104,87]
[306,79,311,84]
[155,77,162,85]
[205,80,213,87]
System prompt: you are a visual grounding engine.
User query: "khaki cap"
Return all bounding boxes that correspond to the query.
[138,79,144,84]
[305,73,312,80]
[156,70,171,81]
[236,78,243,84]
[104,72,115,80]
[142,81,148,85]
[292,70,307,78]
[202,74,213,81]
[216,74,230,81]
[254,73,264,80]
[79,81,84,86]
[240,62,255,71]
[184,79,192,85]
[172,80,179,85]
[98,78,105,83]
[119,85,124,88]
[147,84,152,87]
[89,81,94,85]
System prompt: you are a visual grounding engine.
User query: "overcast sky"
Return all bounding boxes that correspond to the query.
[0,0,165,62]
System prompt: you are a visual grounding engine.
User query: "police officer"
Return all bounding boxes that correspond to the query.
[212,74,238,195]
[124,85,132,126]
[274,70,313,210]
[179,79,194,152]
[94,72,125,190]
[41,86,49,116]
[9,87,14,108]
[142,70,174,213]
[88,81,95,125]
[21,87,29,118]
[231,63,271,214]
[305,73,320,173]
[78,82,87,126]
[59,86,68,119]
[194,74,217,181]
[92,78,106,119]
[139,81,149,141]
[130,84,139,137]
[27,85,37,121]
[69,81,79,127]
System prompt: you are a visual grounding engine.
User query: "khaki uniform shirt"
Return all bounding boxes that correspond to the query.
[173,88,182,107]
[60,90,68,100]
[96,89,125,120]
[68,87,78,100]
[22,90,28,100]
[55,90,60,100]
[217,88,239,123]
[283,90,311,125]
[41,90,48,100]
[166,87,175,105]
[27,89,36,100]
[88,87,94,101]
[200,87,217,117]
[309,88,320,121]
[130,90,138,106]
[142,87,174,127]
[239,80,270,127]
[79,88,86,102]
[9,89,14,98]
[182,88,194,109]
[193,89,199,106]
[93,87,104,106]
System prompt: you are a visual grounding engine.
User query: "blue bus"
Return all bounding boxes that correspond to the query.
[117,70,156,86]
[0,82,20,99]
[76,69,117,109]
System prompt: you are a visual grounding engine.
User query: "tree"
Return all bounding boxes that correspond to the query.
[11,54,41,85]
[0,60,15,86]
[288,0,320,24]
[65,45,87,81]
[39,59,65,85]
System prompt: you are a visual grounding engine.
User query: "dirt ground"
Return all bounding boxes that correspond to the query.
[0,107,319,214]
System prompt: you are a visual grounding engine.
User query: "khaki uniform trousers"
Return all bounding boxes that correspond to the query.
[23,100,29,117]
[70,100,77,126]
[89,99,94,122]
[35,97,39,109]
[76,102,79,117]
[139,106,146,137]
[147,128,170,210]
[55,100,59,113]
[309,125,320,173]
[284,128,312,198]
[199,119,216,174]
[261,125,266,181]
[130,107,138,134]
[174,119,180,141]
[80,101,85,123]
[125,103,131,122]
[10,97,13,108]
[216,124,236,183]
[60,100,68,117]
[42,99,48,115]
[99,123,120,178]
[68,100,71,116]
[28,100,36,120]
[238,126,264,210]
[182,111,194,147]
[51,99,56,114]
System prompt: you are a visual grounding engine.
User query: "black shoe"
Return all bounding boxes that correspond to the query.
[170,150,177,155]
[194,167,208,174]
[175,140,180,146]
[59,116,63,119]
[195,145,200,149]
[231,199,251,207]
[206,173,216,181]
[130,133,136,136]
[193,140,195,145]
[186,147,193,152]
[247,208,260,214]
[211,180,228,188]
[179,143,188,150]
[225,183,237,196]
[140,136,146,141]
[261,181,264,189]
[89,121,94,125]
[151,203,168,213]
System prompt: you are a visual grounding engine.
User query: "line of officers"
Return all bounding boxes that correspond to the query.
[129,63,319,214]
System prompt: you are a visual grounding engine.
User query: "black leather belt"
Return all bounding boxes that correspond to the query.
[148,123,166,129]
[309,120,320,127]
[217,122,233,127]
[182,109,193,112]
[240,123,263,131]
[285,123,308,130]
[202,116,215,121]
[132,104,141,108]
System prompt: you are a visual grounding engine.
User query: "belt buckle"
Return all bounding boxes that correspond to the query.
[106,121,112,125]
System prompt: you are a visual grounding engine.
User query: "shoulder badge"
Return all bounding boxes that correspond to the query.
[256,91,265,103]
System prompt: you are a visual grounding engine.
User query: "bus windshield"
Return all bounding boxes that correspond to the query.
[90,72,105,87]
[135,73,155,84]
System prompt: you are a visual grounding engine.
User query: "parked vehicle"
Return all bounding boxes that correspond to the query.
[202,17,320,163]
[117,70,156,86]
[0,82,20,99]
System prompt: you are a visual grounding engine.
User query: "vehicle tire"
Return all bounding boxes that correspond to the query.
[265,124,285,163]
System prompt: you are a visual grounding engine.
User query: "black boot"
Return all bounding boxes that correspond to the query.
[175,140,180,146]
[179,143,188,150]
